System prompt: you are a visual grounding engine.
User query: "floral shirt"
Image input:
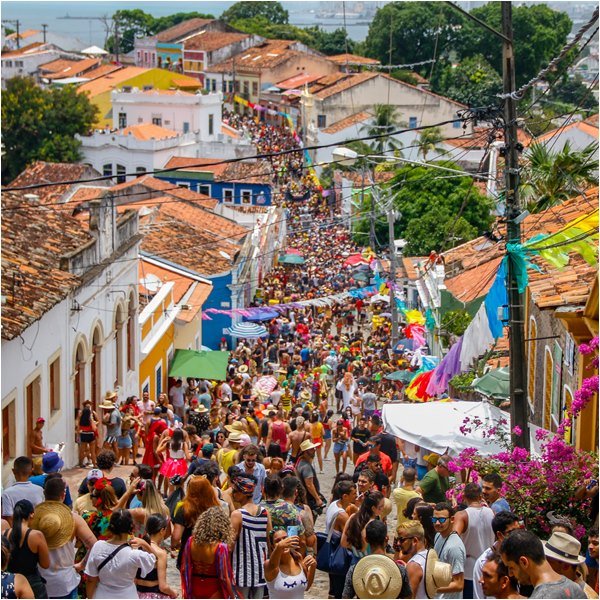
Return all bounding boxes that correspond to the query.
[82,508,113,540]
[260,499,305,535]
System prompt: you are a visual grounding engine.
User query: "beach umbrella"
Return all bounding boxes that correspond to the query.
[286,247,303,255]
[370,294,390,304]
[279,254,306,265]
[343,253,369,267]
[472,367,510,400]
[255,375,278,395]
[225,322,268,339]
[168,349,230,380]
[379,312,392,318]
[243,308,280,322]
[393,338,415,353]
[353,272,370,282]
[384,370,416,384]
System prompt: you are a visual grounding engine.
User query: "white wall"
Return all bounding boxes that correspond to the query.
[111,89,223,140]
[1,51,62,85]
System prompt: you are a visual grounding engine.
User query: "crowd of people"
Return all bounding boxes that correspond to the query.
[1,114,598,600]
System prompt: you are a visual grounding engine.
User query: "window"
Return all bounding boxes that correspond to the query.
[142,379,150,395]
[252,81,258,96]
[49,356,60,413]
[243,81,249,96]
[205,78,212,91]
[152,116,162,126]
[317,115,327,128]
[115,305,124,387]
[223,189,234,203]
[228,81,234,93]
[527,317,537,408]
[208,114,214,136]
[116,164,126,184]
[409,116,418,129]
[241,190,252,205]
[136,166,146,174]
[2,400,16,464]
[5,60,12,68]
[199,184,211,196]
[103,164,113,177]
[137,51,142,63]
[127,293,136,372]
[183,121,190,134]
[234,80,240,92]
[211,79,216,92]
[543,347,553,430]
[15,60,23,68]
[551,342,563,430]
[155,361,163,396]
[118,112,127,128]
[178,181,191,189]
[563,387,574,444]
[144,52,148,64]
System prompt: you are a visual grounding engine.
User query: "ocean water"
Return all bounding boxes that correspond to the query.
[1,1,380,46]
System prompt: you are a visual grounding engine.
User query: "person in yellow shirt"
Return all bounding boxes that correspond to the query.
[391,467,421,525]
[310,413,324,473]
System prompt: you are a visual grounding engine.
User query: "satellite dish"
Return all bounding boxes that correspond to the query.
[139,274,162,293]
[219,250,232,261]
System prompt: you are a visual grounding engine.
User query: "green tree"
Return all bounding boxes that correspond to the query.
[364,2,464,66]
[521,141,599,213]
[431,55,502,107]
[416,126,444,161]
[222,1,288,25]
[1,77,98,184]
[455,2,572,87]
[361,104,405,158]
[302,26,356,56]
[353,162,493,255]
[546,74,599,111]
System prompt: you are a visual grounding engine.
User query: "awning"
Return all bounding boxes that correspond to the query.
[168,349,230,380]
[472,367,510,400]
[243,308,279,322]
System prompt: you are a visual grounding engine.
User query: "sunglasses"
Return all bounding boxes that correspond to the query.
[431,517,449,524]
[396,536,414,543]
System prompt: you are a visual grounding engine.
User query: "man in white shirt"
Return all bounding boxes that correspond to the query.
[169,378,185,420]
[137,391,155,430]
[1,456,44,523]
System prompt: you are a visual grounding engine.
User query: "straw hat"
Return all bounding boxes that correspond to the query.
[381,497,393,519]
[228,431,243,443]
[31,501,74,549]
[299,439,320,453]
[194,405,208,414]
[99,391,117,409]
[238,365,249,374]
[424,549,453,598]
[352,554,403,599]
[299,390,311,401]
[543,532,586,565]
[225,421,244,434]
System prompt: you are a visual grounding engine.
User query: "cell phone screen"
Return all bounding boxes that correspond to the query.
[287,526,299,537]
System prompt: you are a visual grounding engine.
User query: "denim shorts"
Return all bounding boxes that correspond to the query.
[333,441,348,454]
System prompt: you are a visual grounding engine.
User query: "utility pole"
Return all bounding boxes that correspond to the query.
[368,170,376,250]
[388,205,399,348]
[42,23,48,43]
[2,19,21,48]
[502,2,529,450]
[114,13,120,63]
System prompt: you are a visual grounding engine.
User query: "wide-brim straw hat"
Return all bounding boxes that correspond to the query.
[352,554,403,599]
[31,501,74,549]
[299,390,311,401]
[99,390,117,409]
[225,421,244,434]
[425,549,453,598]
[194,405,208,414]
[238,365,249,373]
[228,431,243,443]
[543,532,586,565]
[299,439,320,453]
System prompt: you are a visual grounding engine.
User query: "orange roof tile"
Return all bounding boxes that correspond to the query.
[164,156,229,176]
[82,63,122,80]
[585,113,599,127]
[1,191,94,340]
[77,66,148,97]
[322,111,371,134]
[276,72,324,90]
[184,31,250,52]
[6,29,38,41]
[139,259,194,303]
[119,123,179,141]
[178,280,213,321]
[208,40,300,73]
[2,42,45,57]
[155,18,214,43]
[327,53,381,65]
[41,57,100,79]
[310,71,378,99]
[163,157,272,185]
[169,76,202,88]
[536,119,599,143]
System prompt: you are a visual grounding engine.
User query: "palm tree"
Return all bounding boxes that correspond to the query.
[361,104,405,159]
[417,126,444,161]
[521,141,598,213]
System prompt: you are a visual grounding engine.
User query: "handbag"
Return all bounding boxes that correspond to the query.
[316,527,352,574]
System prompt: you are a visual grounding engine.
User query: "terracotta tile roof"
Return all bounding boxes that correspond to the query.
[178,280,213,321]
[327,53,381,65]
[184,31,250,52]
[276,72,323,90]
[169,76,202,89]
[163,157,272,184]
[208,40,300,73]
[585,113,599,126]
[1,191,94,340]
[82,63,122,80]
[2,42,45,57]
[6,161,105,204]
[443,127,532,149]
[163,156,229,176]
[442,188,599,301]
[110,176,220,210]
[155,19,214,43]
[77,66,148,97]
[536,119,599,143]
[309,72,377,99]
[6,29,38,41]
[40,57,100,79]
[342,169,394,185]
[140,202,241,276]
[322,111,371,134]
[119,123,179,141]
[64,186,108,205]
[230,205,269,214]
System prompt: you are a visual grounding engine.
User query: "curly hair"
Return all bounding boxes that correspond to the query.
[192,506,234,546]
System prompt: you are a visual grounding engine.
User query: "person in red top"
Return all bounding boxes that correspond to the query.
[354,436,393,476]
[266,410,291,455]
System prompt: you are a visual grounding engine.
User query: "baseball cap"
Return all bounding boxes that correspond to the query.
[87,468,103,481]
[36,417,45,424]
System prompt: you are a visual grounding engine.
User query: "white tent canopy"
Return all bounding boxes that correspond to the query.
[382,400,546,457]
[82,45,108,55]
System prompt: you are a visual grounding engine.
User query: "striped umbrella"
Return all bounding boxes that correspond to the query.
[225,322,268,339]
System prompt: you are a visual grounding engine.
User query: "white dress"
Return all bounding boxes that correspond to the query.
[84,540,156,599]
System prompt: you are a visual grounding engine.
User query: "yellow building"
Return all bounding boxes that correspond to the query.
[77,67,201,128]
[138,257,212,399]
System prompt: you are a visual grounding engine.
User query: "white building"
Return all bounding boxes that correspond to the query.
[1,191,140,477]
[1,43,78,86]
[111,87,223,139]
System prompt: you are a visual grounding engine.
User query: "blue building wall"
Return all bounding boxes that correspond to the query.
[156,173,272,206]
[202,271,234,350]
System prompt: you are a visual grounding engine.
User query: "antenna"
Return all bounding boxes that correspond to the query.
[139,274,162,293]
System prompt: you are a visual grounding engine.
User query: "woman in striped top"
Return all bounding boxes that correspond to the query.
[230,473,273,599]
